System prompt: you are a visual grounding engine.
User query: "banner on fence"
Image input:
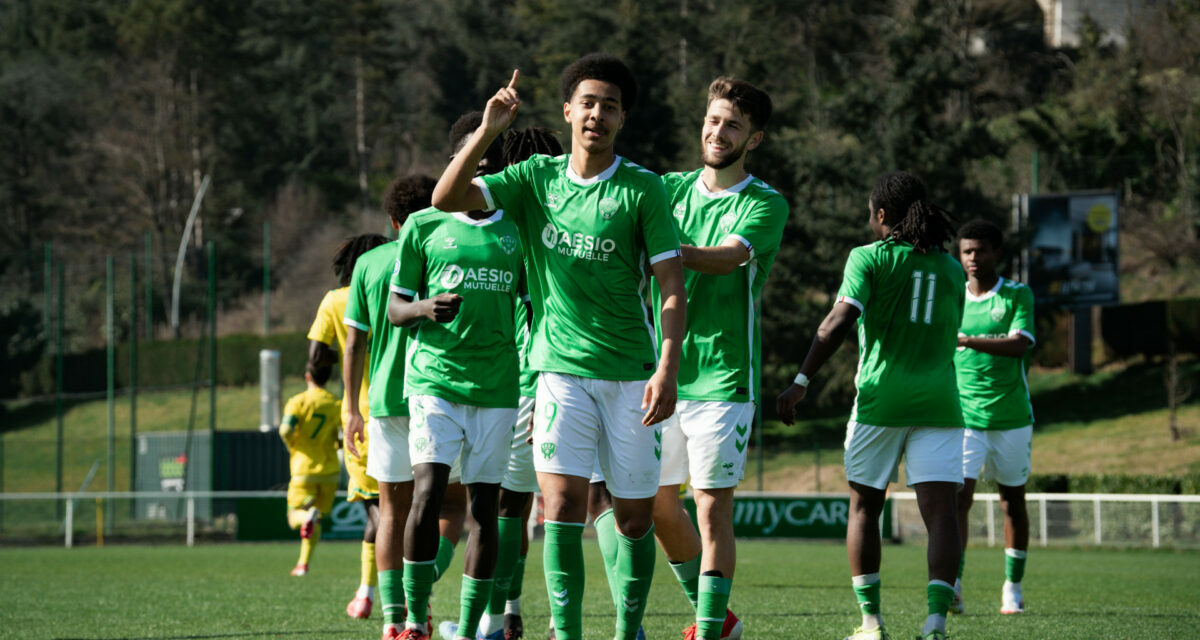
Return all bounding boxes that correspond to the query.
[685,494,892,539]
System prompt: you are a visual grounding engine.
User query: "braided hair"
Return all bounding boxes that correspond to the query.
[870,171,957,254]
[503,126,564,165]
[332,233,388,287]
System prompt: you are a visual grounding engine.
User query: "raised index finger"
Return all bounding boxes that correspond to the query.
[507,69,520,89]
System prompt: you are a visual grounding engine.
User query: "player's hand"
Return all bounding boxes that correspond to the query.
[422,293,462,323]
[344,412,366,458]
[482,69,521,135]
[775,383,808,426]
[641,368,677,426]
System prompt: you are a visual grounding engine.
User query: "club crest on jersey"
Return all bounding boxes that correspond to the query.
[990,306,1006,322]
[719,212,738,233]
[499,235,518,255]
[540,442,556,460]
[673,203,686,220]
[598,197,620,220]
[440,264,465,289]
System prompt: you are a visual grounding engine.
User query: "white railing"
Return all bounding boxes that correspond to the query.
[889,492,1200,549]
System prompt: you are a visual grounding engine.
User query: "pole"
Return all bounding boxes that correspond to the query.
[1031,149,1039,196]
[144,232,153,340]
[208,240,217,436]
[171,174,211,336]
[130,255,138,503]
[43,243,51,336]
[263,220,270,335]
[105,255,115,535]
[55,264,64,501]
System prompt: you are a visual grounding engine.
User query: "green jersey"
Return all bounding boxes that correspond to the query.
[516,297,537,398]
[652,170,789,403]
[955,277,1035,430]
[836,240,965,428]
[345,241,410,417]
[390,207,523,408]
[476,154,681,381]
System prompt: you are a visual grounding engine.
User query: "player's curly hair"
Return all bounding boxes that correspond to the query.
[332,233,388,287]
[503,126,564,165]
[957,217,1004,251]
[305,361,332,386]
[449,110,503,172]
[708,77,773,131]
[560,53,638,110]
[870,171,957,254]
[383,175,436,227]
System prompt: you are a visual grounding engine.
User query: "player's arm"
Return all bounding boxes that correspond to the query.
[958,333,1032,358]
[342,325,369,458]
[278,413,299,451]
[679,236,751,275]
[432,70,521,213]
[643,256,686,426]
[388,291,463,327]
[308,340,338,368]
[775,301,861,425]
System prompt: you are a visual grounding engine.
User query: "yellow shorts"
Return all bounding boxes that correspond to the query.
[345,428,379,502]
[287,477,338,514]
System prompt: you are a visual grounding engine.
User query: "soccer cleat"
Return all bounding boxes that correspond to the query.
[1000,594,1024,614]
[398,627,431,640]
[682,609,742,640]
[948,590,964,615]
[347,594,373,619]
[383,627,402,640]
[914,632,947,640]
[289,563,308,577]
[436,621,504,640]
[844,626,891,640]
[299,509,318,539]
[503,613,523,640]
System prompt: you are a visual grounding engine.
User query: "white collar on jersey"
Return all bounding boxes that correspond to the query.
[451,210,504,226]
[695,173,755,198]
[565,155,622,186]
[965,276,1004,302]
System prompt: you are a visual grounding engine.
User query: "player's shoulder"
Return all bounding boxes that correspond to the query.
[359,239,399,267]
[742,175,789,211]
[616,156,665,187]
[662,168,702,188]
[1000,277,1034,300]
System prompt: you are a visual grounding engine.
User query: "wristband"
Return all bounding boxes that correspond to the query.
[793,372,810,388]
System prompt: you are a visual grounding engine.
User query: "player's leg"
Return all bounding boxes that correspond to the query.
[906,426,965,639]
[953,427,984,614]
[286,481,321,576]
[653,410,703,612]
[994,425,1032,614]
[437,480,467,580]
[487,395,537,640]
[843,422,906,639]
[504,493,534,639]
[369,415,417,633]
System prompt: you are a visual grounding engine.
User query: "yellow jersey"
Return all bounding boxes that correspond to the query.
[308,287,371,419]
[280,386,342,480]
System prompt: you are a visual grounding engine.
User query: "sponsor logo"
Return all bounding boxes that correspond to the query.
[540,223,616,262]
[439,264,516,292]
[553,588,569,607]
[440,265,464,289]
[443,236,457,249]
[599,197,620,220]
[545,193,561,210]
[499,235,518,255]
[731,498,850,536]
[719,212,737,233]
[541,442,557,460]
[622,596,639,613]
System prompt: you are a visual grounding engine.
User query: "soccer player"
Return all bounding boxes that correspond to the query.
[280,362,342,577]
[307,233,388,609]
[776,171,963,640]
[951,218,1034,616]
[649,76,787,640]
[343,175,437,628]
[386,125,526,640]
[431,54,687,640]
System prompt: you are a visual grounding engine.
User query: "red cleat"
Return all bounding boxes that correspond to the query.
[289,563,308,577]
[681,609,742,640]
[397,627,430,640]
[347,594,373,619]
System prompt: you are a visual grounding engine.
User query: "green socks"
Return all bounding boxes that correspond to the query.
[403,560,436,629]
[433,536,455,582]
[379,569,405,627]
[614,526,656,640]
[593,508,621,608]
[456,575,493,639]
[544,522,586,640]
[669,555,701,609]
[486,517,524,615]
[927,579,955,616]
[852,573,881,617]
[1005,548,1026,583]
[509,553,527,601]
[696,574,731,640]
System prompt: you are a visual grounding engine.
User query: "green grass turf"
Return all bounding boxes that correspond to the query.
[1,539,1197,639]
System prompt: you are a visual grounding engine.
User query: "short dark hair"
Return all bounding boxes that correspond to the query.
[332,233,389,287]
[306,361,332,386]
[383,175,436,227]
[449,110,503,170]
[957,218,1004,251]
[560,53,638,111]
[503,126,564,165]
[708,77,772,131]
[870,171,957,253]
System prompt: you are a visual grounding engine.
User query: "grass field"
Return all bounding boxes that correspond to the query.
[2,539,1197,640]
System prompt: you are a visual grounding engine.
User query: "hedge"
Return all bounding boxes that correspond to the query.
[977,473,1200,495]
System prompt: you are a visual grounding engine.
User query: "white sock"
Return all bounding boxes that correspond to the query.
[1004,580,1022,599]
[306,506,320,522]
[921,613,946,634]
[356,584,375,600]
[505,598,522,616]
[953,578,961,595]
[479,612,503,636]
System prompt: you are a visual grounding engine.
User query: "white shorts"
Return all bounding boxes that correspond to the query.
[366,415,413,483]
[963,426,1032,486]
[532,373,661,499]
[659,400,755,490]
[501,395,539,493]
[844,422,964,490]
[408,395,517,485]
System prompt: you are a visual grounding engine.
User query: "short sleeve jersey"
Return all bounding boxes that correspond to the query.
[515,298,537,398]
[282,386,342,479]
[475,154,681,381]
[836,240,965,428]
[344,241,410,418]
[652,170,789,403]
[955,277,1036,430]
[307,288,370,419]
[390,207,522,408]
